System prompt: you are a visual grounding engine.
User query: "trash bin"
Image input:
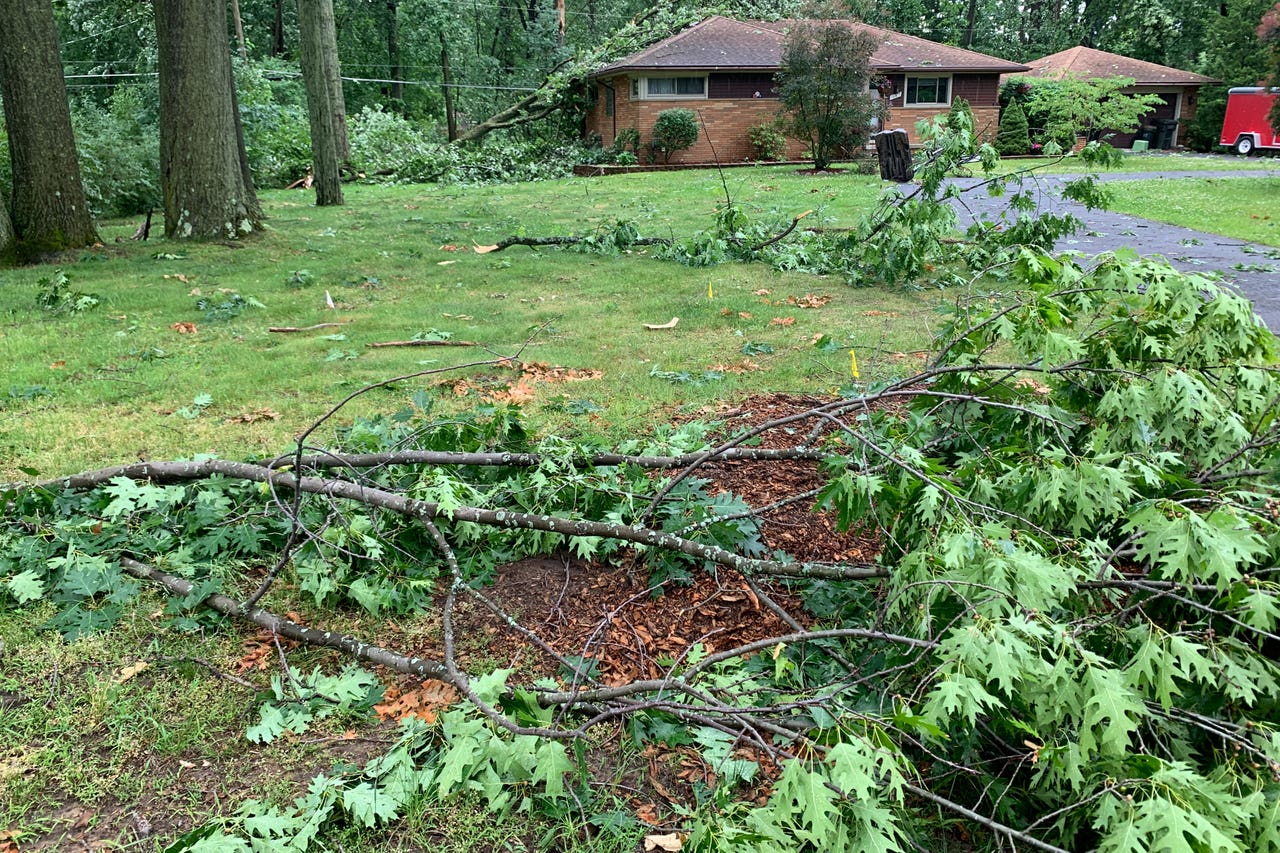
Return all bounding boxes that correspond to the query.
[1131,140,1150,152]
[1154,119,1179,149]
[1137,125,1156,143]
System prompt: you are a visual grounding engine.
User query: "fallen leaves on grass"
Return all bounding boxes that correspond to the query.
[162,273,191,284]
[170,322,198,335]
[520,362,603,382]
[786,293,830,309]
[770,317,795,326]
[236,621,302,673]
[115,661,150,685]
[225,408,281,424]
[708,359,764,374]
[644,833,687,851]
[374,681,459,723]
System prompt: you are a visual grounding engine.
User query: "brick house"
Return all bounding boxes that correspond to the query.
[1021,47,1219,148]
[583,16,1029,163]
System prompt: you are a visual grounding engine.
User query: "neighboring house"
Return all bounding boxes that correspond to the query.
[1021,46,1219,148]
[584,16,1029,163]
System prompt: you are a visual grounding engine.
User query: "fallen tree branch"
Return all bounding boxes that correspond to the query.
[268,322,351,333]
[118,557,451,681]
[258,446,824,471]
[366,339,478,348]
[18,459,885,581]
[475,234,671,253]
[748,209,812,252]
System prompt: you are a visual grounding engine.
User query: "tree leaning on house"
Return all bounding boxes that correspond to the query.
[777,20,883,171]
[154,0,263,239]
[0,0,100,259]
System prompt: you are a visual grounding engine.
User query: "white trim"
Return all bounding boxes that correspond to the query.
[904,73,952,107]
[630,74,708,100]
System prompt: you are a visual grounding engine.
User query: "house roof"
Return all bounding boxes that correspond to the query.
[1022,46,1218,86]
[594,16,1030,76]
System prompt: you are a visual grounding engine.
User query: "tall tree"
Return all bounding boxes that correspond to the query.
[154,0,263,239]
[0,0,100,257]
[1183,0,1273,149]
[298,0,345,205]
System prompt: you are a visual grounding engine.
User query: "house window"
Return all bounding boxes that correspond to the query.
[905,75,951,106]
[630,75,707,99]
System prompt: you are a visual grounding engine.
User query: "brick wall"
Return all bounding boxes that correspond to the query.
[584,73,1003,161]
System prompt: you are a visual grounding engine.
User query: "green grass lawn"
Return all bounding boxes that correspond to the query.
[1103,176,1280,246]
[1001,150,1280,174]
[0,169,935,481]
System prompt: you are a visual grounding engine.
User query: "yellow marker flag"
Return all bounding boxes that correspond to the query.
[850,349,860,380]
[707,282,714,300]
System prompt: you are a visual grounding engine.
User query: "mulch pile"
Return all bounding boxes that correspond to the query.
[445,393,882,684]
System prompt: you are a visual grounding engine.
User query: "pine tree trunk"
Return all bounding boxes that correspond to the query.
[154,0,263,240]
[297,0,344,206]
[0,0,100,255]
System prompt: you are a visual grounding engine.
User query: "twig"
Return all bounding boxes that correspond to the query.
[268,322,351,333]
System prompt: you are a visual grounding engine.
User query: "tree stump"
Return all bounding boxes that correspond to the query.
[874,129,914,182]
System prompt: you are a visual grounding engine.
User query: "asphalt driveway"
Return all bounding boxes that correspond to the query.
[945,164,1280,332]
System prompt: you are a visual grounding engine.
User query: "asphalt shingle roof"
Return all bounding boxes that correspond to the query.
[594,16,1029,76]
[1023,46,1218,86]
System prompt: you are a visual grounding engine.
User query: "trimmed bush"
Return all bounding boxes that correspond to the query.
[748,122,788,160]
[994,100,1032,156]
[650,108,699,163]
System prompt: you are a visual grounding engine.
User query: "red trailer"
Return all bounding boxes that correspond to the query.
[1220,87,1280,155]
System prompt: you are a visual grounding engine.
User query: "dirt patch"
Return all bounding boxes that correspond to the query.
[438,393,880,686]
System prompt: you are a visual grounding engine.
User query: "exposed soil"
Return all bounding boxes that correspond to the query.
[442,393,879,685]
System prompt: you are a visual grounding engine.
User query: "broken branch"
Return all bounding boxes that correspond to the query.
[366,339,478,348]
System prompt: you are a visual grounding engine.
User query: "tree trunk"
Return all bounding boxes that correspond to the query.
[230,0,249,59]
[441,32,457,141]
[0,0,100,256]
[386,0,402,105]
[272,0,286,56]
[961,0,979,48]
[297,0,344,206]
[0,198,14,262]
[154,0,263,240]
[326,36,349,163]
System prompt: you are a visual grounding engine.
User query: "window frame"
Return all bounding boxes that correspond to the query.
[904,74,952,107]
[630,74,708,100]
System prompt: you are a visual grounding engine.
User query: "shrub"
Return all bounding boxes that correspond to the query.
[612,127,640,158]
[747,122,787,160]
[348,109,588,185]
[236,58,314,188]
[650,109,699,163]
[994,100,1032,156]
[71,88,161,218]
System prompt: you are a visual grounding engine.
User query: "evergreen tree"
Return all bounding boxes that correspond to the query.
[994,100,1032,155]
